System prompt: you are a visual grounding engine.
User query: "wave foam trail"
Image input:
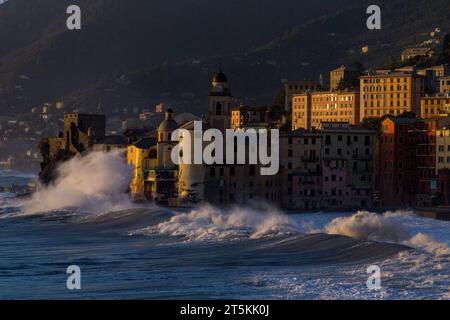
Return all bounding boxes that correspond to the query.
[325,211,410,242]
[19,150,136,215]
[406,233,450,256]
[135,203,301,241]
[324,210,450,256]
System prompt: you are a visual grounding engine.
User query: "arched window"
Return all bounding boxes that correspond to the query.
[216,102,222,115]
[149,149,157,159]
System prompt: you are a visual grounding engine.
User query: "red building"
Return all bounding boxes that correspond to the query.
[415,118,450,206]
[379,117,419,207]
[436,169,450,206]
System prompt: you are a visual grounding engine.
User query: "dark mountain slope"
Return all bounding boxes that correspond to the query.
[128,0,450,106]
[0,0,362,114]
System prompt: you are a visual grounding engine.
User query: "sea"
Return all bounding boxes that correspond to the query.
[0,165,449,300]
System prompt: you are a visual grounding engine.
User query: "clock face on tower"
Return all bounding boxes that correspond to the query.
[215,84,224,93]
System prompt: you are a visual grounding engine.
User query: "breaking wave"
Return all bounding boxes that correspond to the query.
[324,211,450,256]
[18,150,137,216]
[325,211,410,242]
[129,206,449,260]
[131,203,301,241]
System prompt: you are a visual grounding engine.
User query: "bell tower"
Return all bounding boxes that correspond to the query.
[209,65,232,132]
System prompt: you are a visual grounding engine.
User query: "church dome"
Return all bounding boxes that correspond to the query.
[158,109,179,133]
[212,72,228,83]
[210,71,231,96]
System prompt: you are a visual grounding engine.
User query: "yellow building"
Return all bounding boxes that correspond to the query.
[441,77,450,94]
[284,79,319,112]
[360,72,425,121]
[127,138,157,200]
[292,91,360,130]
[436,127,450,172]
[420,95,450,118]
[127,109,179,202]
[230,105,268,129]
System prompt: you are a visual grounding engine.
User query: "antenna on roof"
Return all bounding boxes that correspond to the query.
[97,97,103,114]
[219,58,223,73]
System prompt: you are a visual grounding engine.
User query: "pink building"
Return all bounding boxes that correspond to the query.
[322,159,353,209]
[292,173,323,210]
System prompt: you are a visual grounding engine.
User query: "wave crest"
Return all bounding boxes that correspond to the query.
[135,203,300,241]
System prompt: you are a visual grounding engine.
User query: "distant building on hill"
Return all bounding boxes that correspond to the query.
[401,47,435,62]
[283,79,319,112]
[330,65,361,91]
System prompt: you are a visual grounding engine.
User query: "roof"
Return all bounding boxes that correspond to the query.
[293,90,359,97]
[320,122,375,133]
[123,128,149,137]
[174,112,201,125]
[281,129,322,138]
[158,118,179,132]
[96,135,128,145]
[401,47,434,55]
[361,72,424,78]
[382,116,419,125]
[230,105,268,113]
[64,113,105,119]
[132,137,157,149]
[179,120,209,131]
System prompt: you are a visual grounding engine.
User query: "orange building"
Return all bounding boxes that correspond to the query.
[230,105,268,129]
[360,72,425,121]
[440,76,450,94]
[420,94,450,118]
[292,91,360,130]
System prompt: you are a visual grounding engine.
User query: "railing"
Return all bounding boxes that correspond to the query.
[301,156,319,162]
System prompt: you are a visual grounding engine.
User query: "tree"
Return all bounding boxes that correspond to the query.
[396,111,416,118]
[268,88,286,121]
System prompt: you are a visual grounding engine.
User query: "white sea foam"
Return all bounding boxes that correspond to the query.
[18,150,136,215]
[324,211,410,242]
[406,233,450,256]
[324,210,450,256]
[133,205,450,259]
[133,203,300,241]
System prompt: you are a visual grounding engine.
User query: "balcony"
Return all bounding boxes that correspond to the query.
[352,154,372,160]
[144,167,178,182]
[301,156,319,162]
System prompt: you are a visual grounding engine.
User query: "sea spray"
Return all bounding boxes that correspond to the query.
[132,203,301,241]
[324,210,450,256]
[20,150,136,215]
[324,211,410,242]
[406,233,450,256]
